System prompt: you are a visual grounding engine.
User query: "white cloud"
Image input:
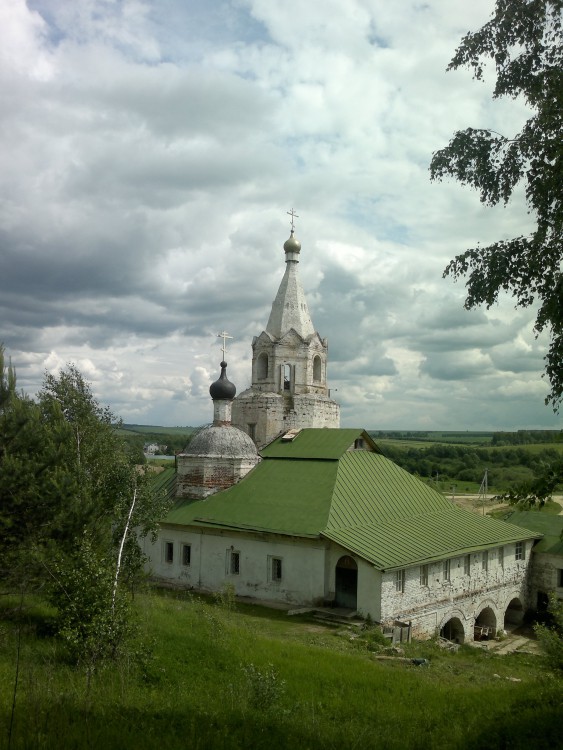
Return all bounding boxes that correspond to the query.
[1,0,560,432]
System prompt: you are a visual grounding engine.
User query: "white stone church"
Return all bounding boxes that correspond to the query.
[142,223,540,643]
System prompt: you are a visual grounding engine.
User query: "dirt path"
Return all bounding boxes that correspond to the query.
[451,493,563,516]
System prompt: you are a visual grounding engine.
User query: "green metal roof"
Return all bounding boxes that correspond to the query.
[502,511,563,557]
[149,466,177,503]
[165,458,339,537]
[160,429,539,569]
[323,506,537,570]
[260,428,379,459]
[327,451,451,527]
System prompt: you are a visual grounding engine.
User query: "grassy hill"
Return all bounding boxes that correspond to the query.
[1,588,560,749]
[117,424,198,456]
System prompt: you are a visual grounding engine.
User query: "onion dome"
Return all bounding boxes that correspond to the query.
[283,229,301,255]
[209,361,236,400]
[184,424,257,458]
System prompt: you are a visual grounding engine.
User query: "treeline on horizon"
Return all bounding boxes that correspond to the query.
[118,424,197,457]
[377,442,562,490]
[370,429,562,446]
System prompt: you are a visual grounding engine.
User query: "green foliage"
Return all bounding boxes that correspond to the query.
[430,0,563,410]
[214,582,237,611]
[492,430,562,445]
[46,535,133,671]
[535,594,563,670]
[379,438,562,493]
[0,347,74,580]
[241,662,286,711]
[495,454,563,506]
[0,349,174,680]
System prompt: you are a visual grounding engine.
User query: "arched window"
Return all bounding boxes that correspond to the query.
[313,355,322,382]
[257,353,268,380]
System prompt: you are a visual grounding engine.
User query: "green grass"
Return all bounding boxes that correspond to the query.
[488,499,562,519]
[0,588,560,749]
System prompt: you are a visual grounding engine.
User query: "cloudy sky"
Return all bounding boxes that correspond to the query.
[1,0,561,432]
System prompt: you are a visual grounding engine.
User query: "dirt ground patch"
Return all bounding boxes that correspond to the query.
[451,494,563,516]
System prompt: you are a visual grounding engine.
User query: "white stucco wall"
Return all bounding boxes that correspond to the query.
[379,540,534,640]
[143,526,329,605]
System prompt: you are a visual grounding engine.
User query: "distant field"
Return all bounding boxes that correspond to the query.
[370,431,495,446]
[120,424,197,436]
[377,438,563,455]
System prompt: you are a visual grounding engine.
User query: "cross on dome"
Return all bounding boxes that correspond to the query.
[286,207,299,233]
[217,331,233,360]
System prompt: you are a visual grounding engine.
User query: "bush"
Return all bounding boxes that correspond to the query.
[535,594,563,671]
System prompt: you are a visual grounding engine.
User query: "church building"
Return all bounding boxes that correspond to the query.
[143,221,541,643]
[231,221,339,447]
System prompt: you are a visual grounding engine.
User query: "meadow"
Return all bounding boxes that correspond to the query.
[1,588,560,750]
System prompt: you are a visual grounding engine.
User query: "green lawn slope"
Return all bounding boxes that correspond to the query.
[1,588,560,749]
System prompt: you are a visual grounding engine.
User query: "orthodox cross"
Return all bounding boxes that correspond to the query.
[217,330,233,359]
[287,207,299,232]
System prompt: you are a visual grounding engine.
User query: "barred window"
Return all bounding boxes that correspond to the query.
[229,550,240,575]
[270,557,282,582]
[182,544,191,567]
[420,565,429,587]
[443,559,451,581]
[464,555,471,576]
[395,569,405,593]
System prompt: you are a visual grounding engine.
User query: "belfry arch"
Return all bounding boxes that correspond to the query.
[313,355,322,382]
[256,352,268,380]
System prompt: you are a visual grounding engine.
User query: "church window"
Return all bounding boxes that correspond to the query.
[354,438,364,449]
[482,550,488,573]
[283,364,291,391]
[164,541,174,564]
[257,353,268,380]
[313,355,322,382]
[395,569,405,593]
[420,565,428,587]
[182,544,191,567]
[269,557,283,582]
[228,550,240,575]
[443,559,451,581]
[464,555,471,576]
[248,423,256,441]
[515,542,525,561]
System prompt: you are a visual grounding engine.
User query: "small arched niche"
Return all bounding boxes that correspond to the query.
[313,355,322,382]
[256,352,268,380]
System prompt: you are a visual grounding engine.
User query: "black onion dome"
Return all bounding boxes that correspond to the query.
[283,229,301,254]
[209,361,236,400]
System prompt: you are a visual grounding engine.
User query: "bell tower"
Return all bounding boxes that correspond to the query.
[232,213,340,446]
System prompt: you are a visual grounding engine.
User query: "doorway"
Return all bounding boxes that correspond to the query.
[335,556,358,610]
